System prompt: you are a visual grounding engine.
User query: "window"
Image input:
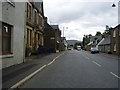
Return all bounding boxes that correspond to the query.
[34,10,37,23]
[38,14,43,26]
[30,30,32,45]
[38,34,40,45]
[119,30,120,36]
[114,44,116,51]
[26,29,32,46]
[29,5,32,20]
[2,23,12,55]
[27,29,29,45]
[27,3,32,20]
[113,30,116,37]
[27,3,29,18]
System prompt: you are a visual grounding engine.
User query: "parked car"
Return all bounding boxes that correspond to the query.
[68,48,72,50]
[77,48,81,51]
[90,47,99,54]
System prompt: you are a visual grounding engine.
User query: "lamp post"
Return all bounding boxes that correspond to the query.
[62,27,68,37]
[112,0,120,7]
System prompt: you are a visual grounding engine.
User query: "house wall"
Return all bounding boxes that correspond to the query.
[111,25,120,55]
[0,2,2,89]
[1,2,26,68]
[99,45,110,53]
[25,2,44,56]
[44,22,56,52]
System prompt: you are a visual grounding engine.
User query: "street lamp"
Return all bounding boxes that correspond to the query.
[63,27,68,37]
[112,0,120,7]
[112,3,116,7]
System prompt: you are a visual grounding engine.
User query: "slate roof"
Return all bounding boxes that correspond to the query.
[99,35,111,45]
[51,25,59,30]
[87,42,93,46]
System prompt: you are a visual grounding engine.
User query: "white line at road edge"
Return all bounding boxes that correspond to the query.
[8,52,65,89]
[8,65,47,89]
[92,61,102,67]
[110,72,120,79]
[47,52,65,66]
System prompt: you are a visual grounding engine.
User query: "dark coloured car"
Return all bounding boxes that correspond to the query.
[90,47,99,54]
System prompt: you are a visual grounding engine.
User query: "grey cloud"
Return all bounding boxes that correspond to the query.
[44,1,118,40]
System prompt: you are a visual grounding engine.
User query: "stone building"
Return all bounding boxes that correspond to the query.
[44,17,56,52]
[51,25,63,52]
[25,1,44,56]
[98,35,111,53]
[110,24,120,55]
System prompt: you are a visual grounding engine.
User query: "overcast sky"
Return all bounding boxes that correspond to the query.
[43,0,118,41]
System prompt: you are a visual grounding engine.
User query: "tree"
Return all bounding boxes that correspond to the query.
[95,31,101,36]
[82,35,90,46]
[102,27,112,38]
[74,42,81,49]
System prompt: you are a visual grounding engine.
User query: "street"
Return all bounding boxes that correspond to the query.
[20,50,119,88]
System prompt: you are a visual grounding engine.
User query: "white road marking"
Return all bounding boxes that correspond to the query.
[110,72,120,79]
[86,57,90,59]
[8,65,47,89]
[47,53,65,66]
[9,52,65,89]
[92,61,101,67]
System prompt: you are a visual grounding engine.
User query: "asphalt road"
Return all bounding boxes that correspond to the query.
[20,50,119,88]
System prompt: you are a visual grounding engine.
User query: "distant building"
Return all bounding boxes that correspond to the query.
[86,35,102,51]
[44,17,56,52]
[67,40,81,50]
[51,25,63,52]
[98,35,111,53]
[61,37,68,50]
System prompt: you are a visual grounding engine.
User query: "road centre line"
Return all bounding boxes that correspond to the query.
[92,61,102,67]
[110,72,120,79]
[86,57,90,59]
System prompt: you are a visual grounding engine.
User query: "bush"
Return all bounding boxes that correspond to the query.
[25,44,32,57]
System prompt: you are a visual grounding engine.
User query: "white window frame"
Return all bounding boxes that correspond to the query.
[113,30,116,37]
[6,0,15,7]
[114,44,116,51]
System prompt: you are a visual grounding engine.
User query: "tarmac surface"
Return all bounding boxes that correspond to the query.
[2,51,65,89]
[20,50,119,88]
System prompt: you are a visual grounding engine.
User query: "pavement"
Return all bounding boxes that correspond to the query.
[2,51,65,89]
[83,50,120,60]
